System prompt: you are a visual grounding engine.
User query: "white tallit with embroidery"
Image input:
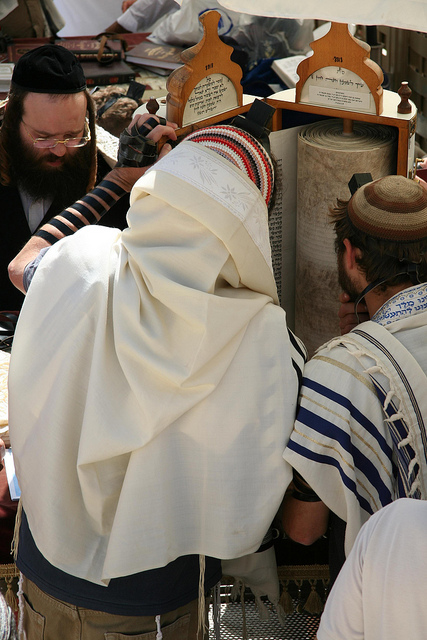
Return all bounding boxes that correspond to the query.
[9,142,299,585]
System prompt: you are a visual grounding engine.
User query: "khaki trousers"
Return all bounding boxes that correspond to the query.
[20,576,207,640]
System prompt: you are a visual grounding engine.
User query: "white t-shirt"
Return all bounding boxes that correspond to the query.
[318,498,427,640]
[117,0,178,33]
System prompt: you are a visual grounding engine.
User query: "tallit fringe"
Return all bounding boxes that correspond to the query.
[229,576,287,628]
[408,457,418,475]
[383,390,395,411]
[398,435,413,448]
[240,582,248,640]
[254,595,270,621]
[331,334,424,499]
[211,581,221,640]
[340,338,403,421]
[4,576,17,613]
[155,614,163,640]
[228,581,248,639]
[12,499,22,561]
[229,581,241,602]
[364,365,382,375]
[276,601,287,626]
[17,573,24,640]
[385,412,405,423]
[410,477,422,495]
[198,554,206,638]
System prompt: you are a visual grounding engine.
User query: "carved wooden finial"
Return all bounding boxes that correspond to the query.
[146,97,160,115]
[295,22,384,115]
[397,81,412,114]
[166,10,243,128]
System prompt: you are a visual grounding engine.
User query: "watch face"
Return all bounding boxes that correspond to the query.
[183,73,239,127]
[300,66,376,114]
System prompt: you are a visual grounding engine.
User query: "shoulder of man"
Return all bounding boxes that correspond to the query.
[304,334,369,379]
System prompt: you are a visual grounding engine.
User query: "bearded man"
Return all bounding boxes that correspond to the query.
[0,44,127,309]
[282,175,427,583]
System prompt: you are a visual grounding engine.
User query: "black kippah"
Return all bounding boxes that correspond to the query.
[11,44,87,94]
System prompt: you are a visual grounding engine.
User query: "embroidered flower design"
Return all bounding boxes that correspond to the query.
[157,146,272,268]
[189,156,218,186]
[220,184,254,210]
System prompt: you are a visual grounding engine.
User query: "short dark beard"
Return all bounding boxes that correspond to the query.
[9,133,93,211]
[337,250,362,301]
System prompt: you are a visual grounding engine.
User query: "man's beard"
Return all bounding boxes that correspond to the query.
[9,134,94,211]
[337,250,362,301]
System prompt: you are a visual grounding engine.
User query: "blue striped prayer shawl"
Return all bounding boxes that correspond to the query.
[284,287,427,555]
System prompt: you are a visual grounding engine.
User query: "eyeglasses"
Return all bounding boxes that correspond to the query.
[21,119,91,149]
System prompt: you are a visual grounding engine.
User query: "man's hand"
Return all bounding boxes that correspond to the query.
[338,291,369,335]
[104,20,130,33]
[110,113,177,191]
[122,0,137,11]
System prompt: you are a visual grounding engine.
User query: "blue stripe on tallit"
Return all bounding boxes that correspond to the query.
[301,377,393,460]
[286,439,376,515]
[296,406,393,506]
[372,381,422,499]
[354,328,427,466]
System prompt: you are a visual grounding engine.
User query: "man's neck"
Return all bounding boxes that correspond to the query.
[365,281,414,317]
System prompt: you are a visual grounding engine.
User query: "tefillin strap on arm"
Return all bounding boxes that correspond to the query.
[34,180,127,245]
[229,99,276,156]
[116,116,166,167]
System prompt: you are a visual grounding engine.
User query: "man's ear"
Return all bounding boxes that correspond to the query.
[342,238,362,272]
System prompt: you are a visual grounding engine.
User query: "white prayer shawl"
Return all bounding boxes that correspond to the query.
[284,286,427,556]
[9,142,299,585]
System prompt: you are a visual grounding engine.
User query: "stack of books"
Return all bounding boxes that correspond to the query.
[0,63,14,94]
[7,37,136,86]
[125,41,185,76]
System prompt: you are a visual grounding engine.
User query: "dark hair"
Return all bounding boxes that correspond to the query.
[329,198,427,290]
[0,88,97,191]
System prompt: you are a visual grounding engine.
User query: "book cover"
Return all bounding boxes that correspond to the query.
[271,55,307,88]
[0,63,14,93]
[7,38,51,63]
[81,60,136,87]
[125,41,184,70]
[56,38,123,63]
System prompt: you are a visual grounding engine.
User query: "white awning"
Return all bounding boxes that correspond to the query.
[213,0,427,33]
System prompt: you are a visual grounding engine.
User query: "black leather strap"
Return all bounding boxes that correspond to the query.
[116,118,166,168]
[117,128,158,167]
[34,229,60,245]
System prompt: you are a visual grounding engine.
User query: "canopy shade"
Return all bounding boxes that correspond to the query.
[208,0,427,33]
